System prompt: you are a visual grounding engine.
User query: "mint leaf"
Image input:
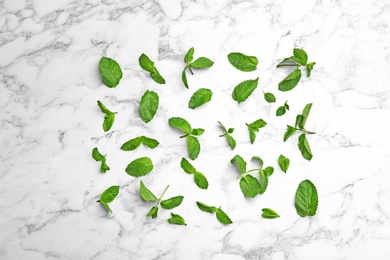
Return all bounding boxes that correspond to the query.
[146,206,159,218]
[103,113,115,132]
[293,48,308,65]
[99,57,122,88]
[167,212,187,226]
[100,160,110,173]
[140,181,158,202]
[300,103,312,129]
[227,52,258,72]
[189,57,214,68]
[188,88,213,109]
[218,121,236,150]
[196,201,217,213]
[120,137,142,151]
[150,68,166,84]
[216,208,233,225]
[306,62,316,77]
[278,154,290,173]
[184,47,194,63]
[298,134,313,160]
[125,157,154,177]
[98,185,119,213]
[264,166,274,176]
[92,147,105,161]
[230,155,247,174]
[191,128,205,136]
[259,169,268,194]
[187,135,200,160]
[139,53,165,84]
[239,175,261,198]
[264,92,276,103]
[139,90,159,123]
[278,69,301,92]
[168,117,192,135]
[97,101,114,114]
[161,196,184,210]
[284,125,296,142]
[141,136,159,149]
[246,119,267,144]
[226,135,236,150]
[180,157,196,174]
[295,180,318,217]
[261,208,280,219]
[232,78,259,103]
[276,106,286,116]
[194,171,209,189]
[182,69,189,89]
[252,156,264,167]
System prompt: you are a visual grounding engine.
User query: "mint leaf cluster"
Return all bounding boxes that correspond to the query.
[182,47,214,89]
[97,185,119,213]
[92,147,110,173]
[218,121,236,150]
[246,119,267,144]
[97,101,116,132]
[180,158,209,189]
[196,202,232,225]
[139,53,166,84]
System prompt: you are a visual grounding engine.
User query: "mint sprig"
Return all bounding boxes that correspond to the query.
[276,101,289,116]
[218,121,236,150]
[92,147,110,173]
[196,202,232,225]
[97,185,119,213]
[97,101,116,132]
[180,158,209,189]
[246,119,267,144]
[139,53,166,84]
[182,47,214,89]
[121,136,159,151]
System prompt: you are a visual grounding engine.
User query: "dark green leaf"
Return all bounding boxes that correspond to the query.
[161,196,184,210]
[278,69,301,92]
[239,175,261,198]
[259,169,268,194]
[226,134,236,150]
[232,78,259,103]
[139,180,158,202]
[100,160,110,173]
[295,115,304,129]
[125,157,154,177]
[196,201,217,213]
[276,106,286,116]
[216,208,233,225]
[138,53,154,72]
[191,128,205,136]
[295,180,318,217]
[227,52,258,72]
[184,47,194,63]
[180,157,196,174]
[92,147,105,161]
[168,212,187,226]
[100,185,119,203]
[227,128,234,134]
[194,172,208,189]
[261,208,280,219]
[188,88,213,109]
[298,134,313,160]
[264,92,276,103]
[103,113,115,132]
[284,101,290,110]
[146,206,159,218]
[182,68,189,88]
[293,48,308,65]
[278,154,290,173]
[121,137,142,151]
[141,136,159,149]
[139,90,159,123]
[284,125,297,142]
[150,68,166,84]
[189,57,214,68]
[187,135,200,160]
[168,117,192,135]
[306,62,316,77]
[99,57,123,88]
[263,166,274,176]
[230,155,247,174]
[97,100,114,114]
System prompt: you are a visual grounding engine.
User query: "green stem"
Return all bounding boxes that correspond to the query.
[298,129,315,134]
[276,64,299,68]
[180,134,190,138]
[158,185,170,202]
[237,168,261,179]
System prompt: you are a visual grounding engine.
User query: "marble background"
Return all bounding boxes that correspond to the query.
[1,0,390,259]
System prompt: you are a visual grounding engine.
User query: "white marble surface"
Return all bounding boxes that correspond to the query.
[1,0,390,259]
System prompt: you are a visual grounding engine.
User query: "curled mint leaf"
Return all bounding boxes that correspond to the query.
[261,208,280,219]
[168,212,187,226]
[140,181,158,202]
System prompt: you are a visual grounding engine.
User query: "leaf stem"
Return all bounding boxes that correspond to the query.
[237,168,262,179]
[158,185,170,202]
[297,129,316,134]
[180,134,190,138]
[276,64,299,68]
[189,67,194,75]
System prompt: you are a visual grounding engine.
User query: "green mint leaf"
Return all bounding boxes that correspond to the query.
[103,113,115,132]
[306,62,316,77]
[227,52,258,72]
[92,147,105,161]
[100,201,112,213]
[194,171,209,189]
[187,135,200,160]
[168,212,187,226]
[146,206,159,218]
[189,57,214,68]
[99,185,119,211]
[230,155,247,174]
[196,201,217,213]
[295,179,318,217]
[139,180,158,202]
[99,57,123,88]
[252,156,264,167]
[182,69,189,89]
[227,128,234,134]
[284,101,290,110]
[226,134,236,150]
[300,103,313,129]
[232,78,259,103]
[97,100,114,114]
[246,119,267,144]
[293,48,308,65]
[150,67,166,84]
[125,157,154,177]
[100,160,110,173]
[259,169,268,194]
[188,88,213,109]
[191,128,205,136]
[248,129,256,144]
[218,122,236,149]
[298,134,313,160]
[284,125,297,142]
[216,208,233,225]
[295,115,304,129]
[121,137,142,151]
[168,117,192,135]
[276,106,286,116]
[278,69,301,92]
[141,136,159,149]
[138,53,155,72]
[261,208,280,219]
[161,196,184,210]
[264,92,276,103]
[184,47,194,63]
[180,157,196,174]
[139,90,159,123]
[239,174,261,198]
[278,154,290,173]
[264,166,274,176]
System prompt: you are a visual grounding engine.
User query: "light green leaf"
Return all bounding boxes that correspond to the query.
[99,201,112,213]
[259,169,268,194]
[161,196,184,210]
[251,156,263,167]
[278,154,290,173]
[306,62,316,77]
[188,88,213,109]
[182,68,189,89]
[191,128,205,136]
[99,185,119,206]
[189,57,214,68]
[230,155,247,174]
[141,136,159,149]
[295,115,304,129]
[103,113,115,132]
[139,180,158,202]
[150,68,166,84]
[227,52,258,72]
[298,134,313,160]
[92,147,105,161]
[276,106,286,116]
[295,180,318,217]
[138,53,154,72]
[226,134,236,150]
[264,166,274,176]
[300,103,313,129]
[125,157,154,177]
[278,69,301,92]
[264,92,276,103]
[97,101,114,114]
[284,125,297,142]
[216,208,233,225]
[187,135,200,160]
[232,78,259,103]
[194,171,209,189]
[121,137,142,151]
[261,208,280,219]
[168,117,192,135]
[239,175,261,198]
[184,47,194,63]
[146,206,159,218]
[196,201,217,213]
[99,57,123,88]
[293,48,308,65]
[168,212,187,226]
[180,157,196,174]
[139,90,159,123]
